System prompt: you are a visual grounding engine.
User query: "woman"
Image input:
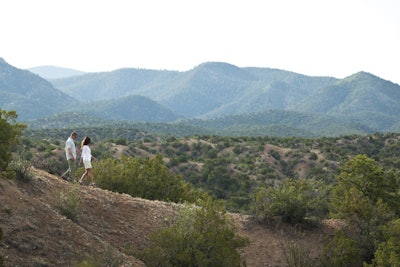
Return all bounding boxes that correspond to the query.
[78,136,98,186]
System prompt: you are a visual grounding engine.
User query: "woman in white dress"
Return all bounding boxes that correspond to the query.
[78,136,98,186]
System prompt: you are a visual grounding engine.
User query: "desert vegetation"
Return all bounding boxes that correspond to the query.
[2,109,400,266]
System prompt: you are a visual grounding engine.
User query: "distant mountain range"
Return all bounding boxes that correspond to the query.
[28,65,86,79]
[1,57,400,137]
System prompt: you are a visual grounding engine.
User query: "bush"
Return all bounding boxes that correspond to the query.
[320,231,362,267]
[0,110,26,172]
[370,219,400,266]
[57,186,81,222]
[8,157,32,182]
[284,242,314,267]
[136,199,248,267]
[75,245,124,267]
[252,178,328,224]
[95,155,204,203]
[330,155,399,263]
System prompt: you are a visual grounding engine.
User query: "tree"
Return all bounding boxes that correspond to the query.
[320,231,362,267]
[371,219,400,266]
[330,154,400,264]
[0,110,26,172]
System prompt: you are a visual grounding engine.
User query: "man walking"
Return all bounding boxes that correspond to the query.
[61,132,78,182]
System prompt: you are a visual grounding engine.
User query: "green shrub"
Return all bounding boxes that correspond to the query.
[320,231,362,267]
[75,245,124,267]
[57,186,81,222]
[0,110,26,172]
[330,155,399,263]
[284,242,314,267]
[136,199,248,267]
[8,157,32,182]
[370,219,400,267]
[95,155,203,203]
[252,178,328,224]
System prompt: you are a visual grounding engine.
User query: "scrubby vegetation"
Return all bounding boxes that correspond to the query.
[135,199,248,267]
[3,108,400,265]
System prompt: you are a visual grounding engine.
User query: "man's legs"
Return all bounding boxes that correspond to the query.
[61,164,70,180]
[69,160,77,182]
[62,160,77,182]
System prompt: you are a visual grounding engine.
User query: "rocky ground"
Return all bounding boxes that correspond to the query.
[0,168,339,266]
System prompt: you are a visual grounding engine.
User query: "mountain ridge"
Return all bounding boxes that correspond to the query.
[2,58,400,136]
[28,65,86,79]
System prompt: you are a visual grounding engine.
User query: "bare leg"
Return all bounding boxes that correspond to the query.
[79,169,88,184]
[87,169,93,183]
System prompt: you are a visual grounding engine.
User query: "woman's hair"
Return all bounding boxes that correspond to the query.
[81,136,91,147]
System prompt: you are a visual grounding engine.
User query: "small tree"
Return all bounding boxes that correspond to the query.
[330,155,400,264]
[0,110,26,172]
[320,231,362,267]
[137,199,248,267]
[370,219,400,266]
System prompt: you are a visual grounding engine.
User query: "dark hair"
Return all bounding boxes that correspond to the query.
[81,136,91,147]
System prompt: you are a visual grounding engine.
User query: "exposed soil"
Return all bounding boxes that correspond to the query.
[0,168,340,266]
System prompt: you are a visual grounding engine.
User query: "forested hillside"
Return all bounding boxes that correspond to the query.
[21,127,400,212]
[2,58,400,136]
[2,108,400,266]
[0,59,77,120]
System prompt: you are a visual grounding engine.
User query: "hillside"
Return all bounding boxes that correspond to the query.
[2,58,400,136]
[28,66,86,79]
[0,58,77,120]
[48,62,400,133]
[0,168,340,267]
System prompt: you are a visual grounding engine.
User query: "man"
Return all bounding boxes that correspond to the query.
[61,132,78,182]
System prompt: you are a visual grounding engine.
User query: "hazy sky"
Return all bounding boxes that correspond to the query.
[1,0,400,84]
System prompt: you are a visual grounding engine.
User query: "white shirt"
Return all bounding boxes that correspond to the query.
[65,137,77,160]
[81,145,92,162]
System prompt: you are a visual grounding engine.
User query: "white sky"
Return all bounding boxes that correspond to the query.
[1,0,400,84]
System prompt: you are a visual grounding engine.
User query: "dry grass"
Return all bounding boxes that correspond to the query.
[0,168,341,266]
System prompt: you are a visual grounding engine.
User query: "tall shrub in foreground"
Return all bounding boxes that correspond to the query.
[329,154,400,265]
[368,218,400,266]
[136,199,248,267]
[0,110,26,173]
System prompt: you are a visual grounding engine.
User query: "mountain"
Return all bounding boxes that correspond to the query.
[50,62,339,118]
[182,109,374,137]
[49,61,400,133]
[2,58,400,136]
[73,95,184,122]
[293,71,400,130]
[28,65,86,79]
[0,58,77,120]
[49,68,181,102]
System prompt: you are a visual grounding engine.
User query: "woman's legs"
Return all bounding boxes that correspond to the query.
[87,168,94,183]
[79,168,89,183]
[79,168,94,185]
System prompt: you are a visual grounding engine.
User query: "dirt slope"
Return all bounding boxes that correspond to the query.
[0,168,338,266]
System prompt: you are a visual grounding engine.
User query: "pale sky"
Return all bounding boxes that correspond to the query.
[1,0,400,84]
